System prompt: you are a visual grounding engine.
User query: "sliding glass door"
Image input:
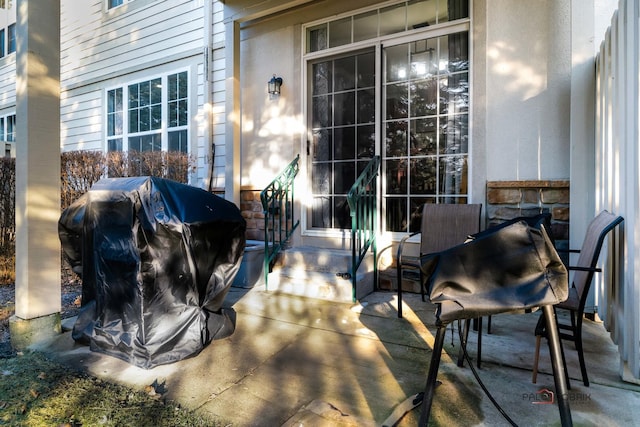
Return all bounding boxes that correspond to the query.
[305,0,469,234]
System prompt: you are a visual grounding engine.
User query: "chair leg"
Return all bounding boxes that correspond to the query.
[457,318,484,368]
[418,325,447,427]
[532,313,572,390]
[555,308,572,390]
[574,317,589,387]
[477,317,483,369]
[397,264,403,319]
[457,319,471,367]
[542,305,572,427]
[532,335,541,383]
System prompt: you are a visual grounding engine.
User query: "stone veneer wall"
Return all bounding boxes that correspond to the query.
[242,182,571,292]
[380,180,571,293]
[486,180,570,254]
[240,189,265,241]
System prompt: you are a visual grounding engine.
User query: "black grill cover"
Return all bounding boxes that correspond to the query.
[58,177,246,369]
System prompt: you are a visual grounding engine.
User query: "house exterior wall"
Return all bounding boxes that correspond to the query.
[482,0,572,182]
[60,0,210,186]
[228,1,574,242]
[240,25,298,188]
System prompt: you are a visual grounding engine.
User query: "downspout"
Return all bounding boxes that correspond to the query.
[209,142,216,192]
[204,0,214,191]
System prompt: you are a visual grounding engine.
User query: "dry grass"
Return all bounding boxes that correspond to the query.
[0,256,13,286]
[0,351,224,426]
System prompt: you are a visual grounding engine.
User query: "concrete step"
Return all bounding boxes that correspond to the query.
[276,246,354,274]
[267,246,376,302]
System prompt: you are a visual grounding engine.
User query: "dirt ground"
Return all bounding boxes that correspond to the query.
[0,280,82,358]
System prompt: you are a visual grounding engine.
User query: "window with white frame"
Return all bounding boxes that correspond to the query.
[108,0,126,9]
[0,113,16,157]
[7,23,14,54]
[106,71,188,153]
[0,29,5,58]
[0,114,16,142]
[304,0,470,234]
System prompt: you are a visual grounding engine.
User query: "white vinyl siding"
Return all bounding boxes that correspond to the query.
[60,0,207,186]
[0,59,15,107]
[61,0,204,88]
[60,89,104,151]
[0,4,15,111]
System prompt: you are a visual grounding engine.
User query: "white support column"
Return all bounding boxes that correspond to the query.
[10,0,61,349]
[224,19,240,206]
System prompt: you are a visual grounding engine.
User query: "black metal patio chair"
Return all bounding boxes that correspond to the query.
[396,203,482,318]
[532,210,624,387]
[417,220,572,426]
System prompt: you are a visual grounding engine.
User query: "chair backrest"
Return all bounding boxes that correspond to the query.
[573,210,624,310]
[471,212,553,244]
[420,203,482,255]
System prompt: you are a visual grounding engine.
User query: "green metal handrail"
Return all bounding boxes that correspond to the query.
[346,155,380,302]
[260,154,300,289]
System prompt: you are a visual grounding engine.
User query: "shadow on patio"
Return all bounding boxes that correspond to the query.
[32,287,640,426]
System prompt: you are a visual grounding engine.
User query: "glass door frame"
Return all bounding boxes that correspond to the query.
[301,20,471,240]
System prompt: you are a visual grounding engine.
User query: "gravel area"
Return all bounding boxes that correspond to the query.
[0,280,82,358]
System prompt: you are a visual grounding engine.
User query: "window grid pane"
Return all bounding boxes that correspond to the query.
[383,32,469,233]
[168,130,187,153]
[128,78,162,140]
[6,115,15,142]
[168,72,188,128]
[309,50,374,230]
[305,1,470,233]
[109,0,124,9]
[107,88,123,137]
[305,0,468,54]
[7,24,15,54]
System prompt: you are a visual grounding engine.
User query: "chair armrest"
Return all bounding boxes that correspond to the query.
[568,266,602,273]
[556,248,581,254]
[397,232,421,266]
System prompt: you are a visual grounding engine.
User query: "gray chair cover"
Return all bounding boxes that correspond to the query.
[424,220,568,324]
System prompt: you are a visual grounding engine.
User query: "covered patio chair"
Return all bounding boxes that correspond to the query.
[532,210,624,387]
[396,203,482,318]
[456,211,554,369]
[417,220,572,426]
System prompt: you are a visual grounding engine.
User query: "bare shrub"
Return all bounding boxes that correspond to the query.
[0,158,14,285]
[0,150,198,286]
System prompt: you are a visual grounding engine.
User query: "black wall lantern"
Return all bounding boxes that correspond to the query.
[268,75,283,96]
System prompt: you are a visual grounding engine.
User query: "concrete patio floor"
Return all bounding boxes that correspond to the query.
[31,286,640,426]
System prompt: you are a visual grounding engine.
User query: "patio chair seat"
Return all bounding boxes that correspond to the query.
[532,210,624,388]
[557,287,580,310]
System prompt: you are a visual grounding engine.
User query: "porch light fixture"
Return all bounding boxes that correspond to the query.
[268,75,283,96]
